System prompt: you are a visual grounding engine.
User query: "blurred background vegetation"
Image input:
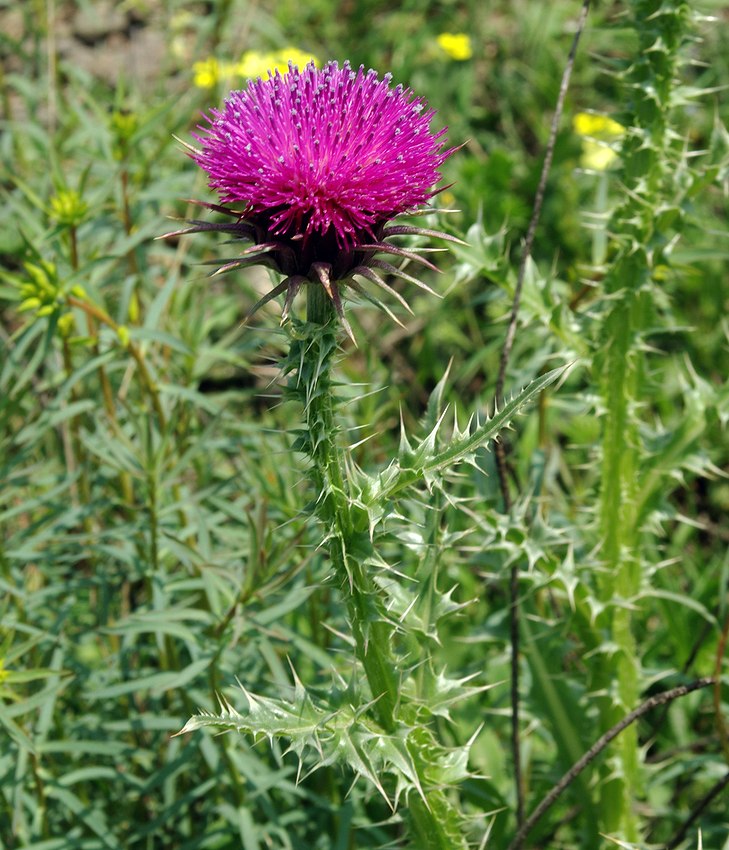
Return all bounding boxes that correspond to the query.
[1,1,728,848]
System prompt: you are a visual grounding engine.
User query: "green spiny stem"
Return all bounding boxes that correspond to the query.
[299,283,398,732]
[594,1,690,835]
[292,283,468,849]
[597,287,642,839]
[407,792,471,850]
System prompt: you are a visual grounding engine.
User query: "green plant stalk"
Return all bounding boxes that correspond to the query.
[593,2,690,835]
[294,283,468,849]
[141,435,198,724]
[597,286,642,840]
[208,657,246,807]
[67,295,192,539]
[60,335,92,532]
[299,284,399,732]
[68,225,134,507]
[119,150,141,284]
[67,295,166,427]
[68,224,114,420]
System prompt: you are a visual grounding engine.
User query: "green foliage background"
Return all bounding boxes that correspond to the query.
[1,1,728,848]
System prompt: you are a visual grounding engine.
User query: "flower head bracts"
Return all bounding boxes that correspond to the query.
[165,61,459,330]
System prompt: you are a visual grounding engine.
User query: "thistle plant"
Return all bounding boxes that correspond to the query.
[3,1,728,847]
[587,1,694,838]
[169,60,563,848]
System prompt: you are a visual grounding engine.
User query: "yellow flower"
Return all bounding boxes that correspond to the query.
[579,141,618,171]
[237,48,320,80]
[194,49,320,90]
[193,57,220,89]
[573,112,624,139]
[573,112,625,171]
[436,33,472,61]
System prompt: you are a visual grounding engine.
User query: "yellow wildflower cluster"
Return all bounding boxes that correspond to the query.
[436,33,472,61]
[573,112,625,171]
[193,48,320,90]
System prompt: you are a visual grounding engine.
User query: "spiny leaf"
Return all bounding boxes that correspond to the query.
[176,680,476,810]
[371,365,569,504]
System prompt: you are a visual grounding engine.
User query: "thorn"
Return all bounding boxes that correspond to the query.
[351,264,413,314]
[381,224,469,246]
[370,259,441,297]
[172,134,201,155]
[281,276,306,320]
[242,278,290,323]
[347,279,405,327]
[358,242,440,271]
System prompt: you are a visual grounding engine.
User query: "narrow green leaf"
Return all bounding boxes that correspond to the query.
[87,657,211,700]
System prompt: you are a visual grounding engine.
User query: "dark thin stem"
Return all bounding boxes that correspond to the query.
[495,0,591,409]
[508,561,522,822]
[29,750,48,839]
[208,656,246,808]
[666,769,729,850]
[494,0,592,828]
[645,619,712,743]
[120,165,140,279]
[506,677,714,850]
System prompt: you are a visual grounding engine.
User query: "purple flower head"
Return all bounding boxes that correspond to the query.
[167,61,459,330]
[195,60,449,249]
